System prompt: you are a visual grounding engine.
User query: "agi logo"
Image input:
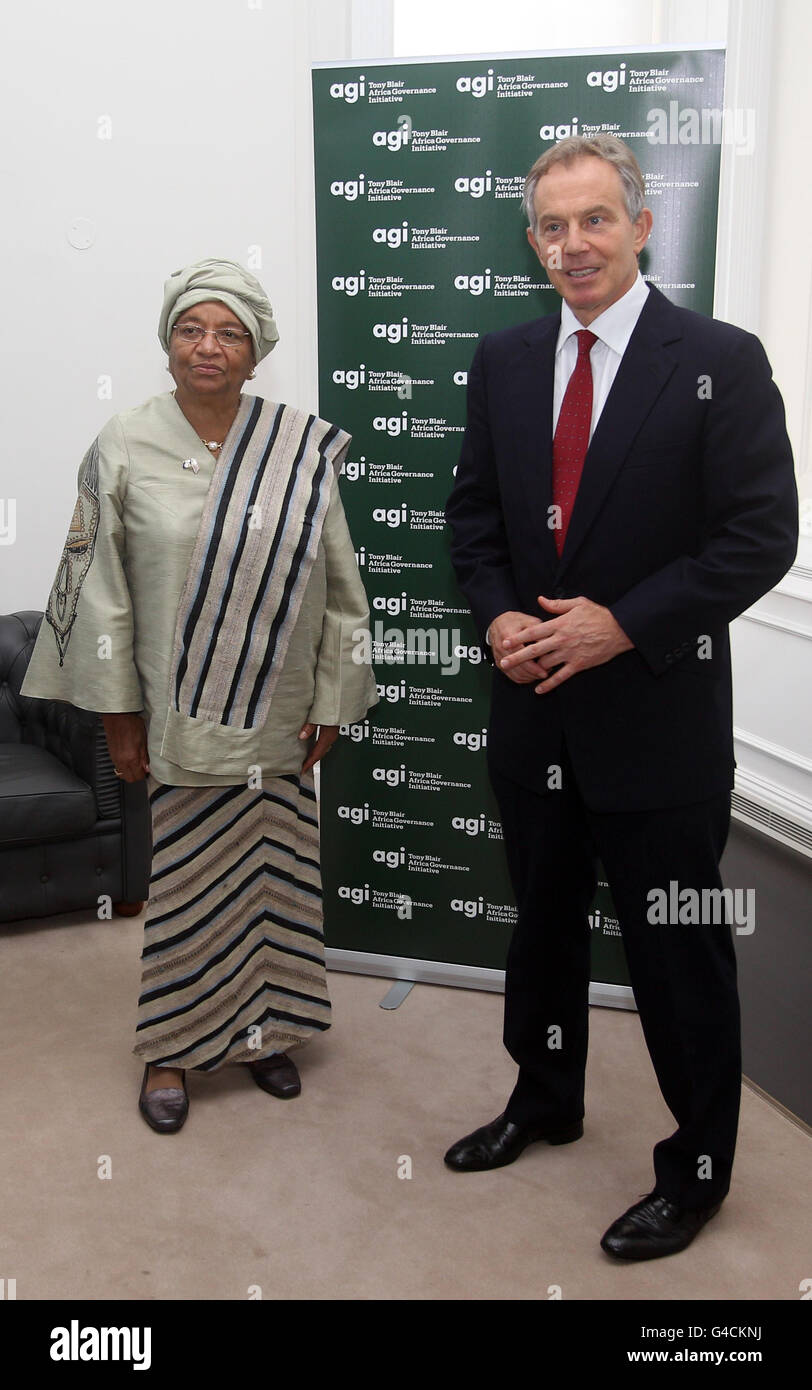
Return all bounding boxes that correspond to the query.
[372,504,408,529]
[338,883,371,902]
[450,646,484,667]
[340,720,370,743]
[373,126,411,152]
[373,846,405,867]
[331,271,366,295]
[451,813,486,837]
[329,75,366,103]
[377,680,407,703]
[372,592,408,615]
[337,803,370,824]
[330,175,366,201]
[454,269,491,295]
[583,63,628,91]
[373,413,409,437]
[332,365,367,389]
[373,317,409,343]
[373,764,407,786]
[373,221,410,248]
[455,68,494,98]
[454,171,492,198]
[451,896,485,917]
[586,64,627,91]
[340,455,366,481]
[453,729,488,751]
[539,116,580,141]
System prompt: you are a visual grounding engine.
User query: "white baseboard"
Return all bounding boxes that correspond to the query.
[732,737,812,857]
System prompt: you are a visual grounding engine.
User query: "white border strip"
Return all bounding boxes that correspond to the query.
[326,947,637,1010]
[313,42,725,70]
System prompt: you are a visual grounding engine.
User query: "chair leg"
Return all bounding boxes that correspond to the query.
[113,900,144,916]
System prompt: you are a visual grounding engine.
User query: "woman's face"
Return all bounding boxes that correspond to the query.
[168,300,255,400]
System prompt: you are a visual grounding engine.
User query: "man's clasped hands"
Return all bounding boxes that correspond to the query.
[491,595,634,692]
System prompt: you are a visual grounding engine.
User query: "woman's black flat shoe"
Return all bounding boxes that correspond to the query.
[138,1063,189,1133]
[247,1053,301,1098]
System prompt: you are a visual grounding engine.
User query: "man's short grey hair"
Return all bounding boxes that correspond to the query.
[523,134,646,233]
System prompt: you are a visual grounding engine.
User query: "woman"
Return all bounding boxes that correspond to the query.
[22,258,377,1133]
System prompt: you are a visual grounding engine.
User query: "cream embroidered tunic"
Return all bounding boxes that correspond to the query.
[22,392,378,784]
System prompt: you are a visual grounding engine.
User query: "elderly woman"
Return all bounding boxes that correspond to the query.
[22,258,377,1133]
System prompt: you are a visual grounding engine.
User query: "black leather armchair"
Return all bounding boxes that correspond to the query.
[0,611,151,923]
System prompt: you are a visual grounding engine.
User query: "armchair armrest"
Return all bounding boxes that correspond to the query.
[21,699,121,821]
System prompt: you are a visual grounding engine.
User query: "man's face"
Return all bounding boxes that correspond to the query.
[526,156,653,325]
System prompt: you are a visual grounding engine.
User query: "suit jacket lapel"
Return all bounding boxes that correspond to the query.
[557,286,683,578]
[508,314,560,574]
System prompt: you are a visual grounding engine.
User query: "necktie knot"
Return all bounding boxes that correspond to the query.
[576,329,598,358]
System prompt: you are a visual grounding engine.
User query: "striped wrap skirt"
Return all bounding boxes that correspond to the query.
[133,771,331,1071]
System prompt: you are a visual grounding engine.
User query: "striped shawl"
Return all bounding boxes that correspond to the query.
[158,395,350,774]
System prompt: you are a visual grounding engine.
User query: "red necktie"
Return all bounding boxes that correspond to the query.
[551,329,598,555]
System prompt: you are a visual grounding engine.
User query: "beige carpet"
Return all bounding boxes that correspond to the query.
[2,908,808,1301]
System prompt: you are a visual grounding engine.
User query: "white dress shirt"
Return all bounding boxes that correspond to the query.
[554,270,650,439]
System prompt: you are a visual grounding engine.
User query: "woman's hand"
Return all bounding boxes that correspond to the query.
[101,713,150,782]
[298,722,339,773]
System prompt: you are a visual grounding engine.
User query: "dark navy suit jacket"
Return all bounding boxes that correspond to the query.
[445,285,798,812]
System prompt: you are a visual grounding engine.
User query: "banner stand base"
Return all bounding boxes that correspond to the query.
[379,979,415,1010]
[326,948,636,1011]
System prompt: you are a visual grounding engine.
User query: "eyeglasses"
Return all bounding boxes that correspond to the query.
[172,322,251,348]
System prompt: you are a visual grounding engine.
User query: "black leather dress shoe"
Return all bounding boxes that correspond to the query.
[600,1192,722,1260]
[444,1111,583,1171]
[138,1064,189,1134]
[247,1053,301,1098]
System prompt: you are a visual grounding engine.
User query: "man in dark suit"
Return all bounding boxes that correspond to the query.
[444,134,798,1260]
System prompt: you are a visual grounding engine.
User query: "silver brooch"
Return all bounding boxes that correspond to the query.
[182,458,200,473]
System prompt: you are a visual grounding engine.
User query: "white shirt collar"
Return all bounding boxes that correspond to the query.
[557,270,649,356]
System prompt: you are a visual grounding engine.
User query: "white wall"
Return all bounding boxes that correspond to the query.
[0,0,392,611]
[722,0,812,845]
[759,0,812,510]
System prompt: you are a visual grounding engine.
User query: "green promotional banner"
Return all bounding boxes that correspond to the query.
[313,48,725,988]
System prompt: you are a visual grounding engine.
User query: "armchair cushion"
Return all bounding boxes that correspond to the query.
[0,743,97,842]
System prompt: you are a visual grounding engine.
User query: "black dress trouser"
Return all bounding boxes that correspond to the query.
[489,754,741,1210]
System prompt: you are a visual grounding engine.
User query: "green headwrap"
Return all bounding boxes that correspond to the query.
[158,257,279,362]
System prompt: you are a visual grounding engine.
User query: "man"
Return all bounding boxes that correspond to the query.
[444,134,797,1260]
